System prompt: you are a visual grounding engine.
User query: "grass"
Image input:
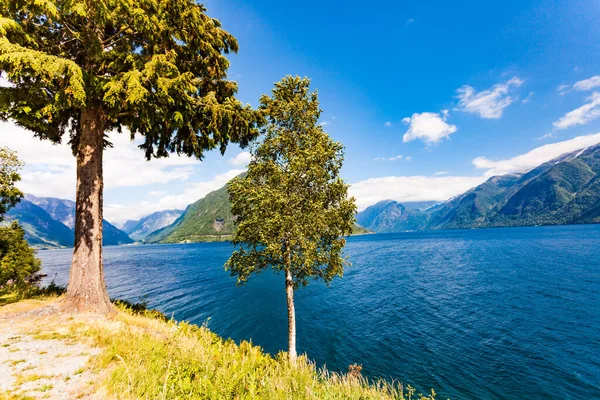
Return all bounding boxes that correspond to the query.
[14,374,54,386]
[1,296,437,400]
[0,282,65,306]
[70,303,435,400]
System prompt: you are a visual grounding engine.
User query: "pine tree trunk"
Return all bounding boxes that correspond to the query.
[285,267,297,364]
[60,107,114,314]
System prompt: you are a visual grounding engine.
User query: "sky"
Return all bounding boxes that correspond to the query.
[1,0,600,225]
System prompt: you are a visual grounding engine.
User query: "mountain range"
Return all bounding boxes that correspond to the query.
[9,144,600,247]
[357,144,600,232]
[144,177,373,244]
[121,210,183,241]
[5,195,133,249]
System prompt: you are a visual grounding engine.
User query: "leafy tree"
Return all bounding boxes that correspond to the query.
[226,76,356,364]
[0,0,261,313]
[0,146,23,220]
[0,147,40,294]
[0,221,41,292]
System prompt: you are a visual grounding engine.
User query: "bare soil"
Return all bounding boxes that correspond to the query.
[0,298,108,399]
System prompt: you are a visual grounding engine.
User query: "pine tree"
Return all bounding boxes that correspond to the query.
[0,0,261,313]
[226,76,356,364]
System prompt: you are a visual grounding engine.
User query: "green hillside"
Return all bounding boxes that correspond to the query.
[355,145,600,233]
[145,183,234,243]
[427,144,600,230]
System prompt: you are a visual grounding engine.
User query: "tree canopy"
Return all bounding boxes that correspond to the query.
[226,76,357,288]
[0,146,23,222]
[0,0,261,157]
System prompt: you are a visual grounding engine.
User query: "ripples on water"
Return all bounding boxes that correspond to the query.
[39,225,600,399]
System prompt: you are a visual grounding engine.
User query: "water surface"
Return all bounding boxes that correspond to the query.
[39,225,600,399]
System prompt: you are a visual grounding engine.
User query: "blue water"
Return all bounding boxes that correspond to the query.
[38,225,600,399]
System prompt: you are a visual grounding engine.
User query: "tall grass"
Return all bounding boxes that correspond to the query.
[80,304,436,399]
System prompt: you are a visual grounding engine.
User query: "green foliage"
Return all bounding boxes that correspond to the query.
[113,298,167,321]
[0,0,261,158]
[0,281,65,305]
[226,76,357,287]
[0,221,40,291]
[0,147,42,297]
[0,147,22,221]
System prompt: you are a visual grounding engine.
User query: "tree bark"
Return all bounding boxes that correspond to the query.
[285,266,297,364]
[60,107,114,314]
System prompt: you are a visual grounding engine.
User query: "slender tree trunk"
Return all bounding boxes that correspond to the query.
[285,266,297,364]
[60,107,114,314]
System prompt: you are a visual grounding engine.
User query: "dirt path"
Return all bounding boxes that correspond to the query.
[0,299,107,399]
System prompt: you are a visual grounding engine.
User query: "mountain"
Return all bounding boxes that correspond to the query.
[17,195,133,247]
[352,224,373,235]
[425,144,600,230]
[123,210,183,241]
[401,201,438,211]
[145,183,234,243]
[356,200,430,232]
[358,144,600,233]
[5,199,74,248]
[146,178,372,244]
[102,220,135,246]
[121,220,138,234]
[26,194,76,229]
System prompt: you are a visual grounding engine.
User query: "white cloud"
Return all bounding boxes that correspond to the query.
[0,73,13,88]
[384,121,392,127]
[227,151,252,167]
[553,92,600,130]
[557,84,570,96]
[405,18,414,27]
[374,155,403,162]
[350,175,484,211]
[433,171,449,176]
[0,119,247,223]
[402,111,457,144]
[472,132,600,177]
[0,121,200,199]
[405,156,412,161]
[319,121,330,126]
[573,75,600,92]
[456,77,524,119]
[535,132,555,141]
[522,91,534,104]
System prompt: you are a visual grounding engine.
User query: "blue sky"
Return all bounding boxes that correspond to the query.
[2,0,600,224]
